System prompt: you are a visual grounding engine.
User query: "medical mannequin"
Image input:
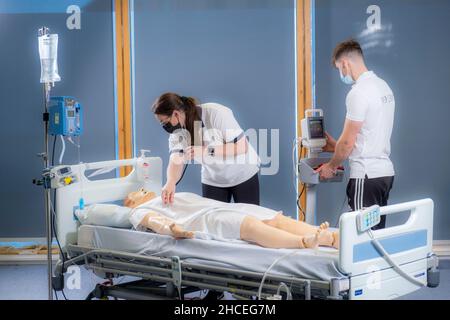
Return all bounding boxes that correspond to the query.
[124,189,339,250]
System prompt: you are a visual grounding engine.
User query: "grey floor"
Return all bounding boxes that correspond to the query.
[0,261,449,300]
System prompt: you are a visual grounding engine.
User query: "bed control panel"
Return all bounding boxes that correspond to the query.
[357,205,381,232]
[50,166,78,189]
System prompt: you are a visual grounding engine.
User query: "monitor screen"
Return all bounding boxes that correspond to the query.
[309,119,324,139]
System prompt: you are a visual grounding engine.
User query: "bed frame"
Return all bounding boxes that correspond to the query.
[52,157,440,300]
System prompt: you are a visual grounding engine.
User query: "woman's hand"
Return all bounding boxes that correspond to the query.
[161,181,176,205]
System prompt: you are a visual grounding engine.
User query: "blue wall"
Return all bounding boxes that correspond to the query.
[5,0,446,241]
[132,0,297,216]
[0,0,116,237]
[314,0,450,239]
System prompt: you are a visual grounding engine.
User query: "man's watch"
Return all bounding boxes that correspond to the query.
[207,146,215,157]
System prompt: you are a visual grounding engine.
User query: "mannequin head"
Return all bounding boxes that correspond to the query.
[124,188,156,208]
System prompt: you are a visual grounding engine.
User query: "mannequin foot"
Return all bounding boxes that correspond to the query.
[302,229,320,249]
[317,221,338,248]
[319,221,330,230]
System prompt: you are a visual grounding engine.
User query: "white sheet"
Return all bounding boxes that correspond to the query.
[130,192,279,240]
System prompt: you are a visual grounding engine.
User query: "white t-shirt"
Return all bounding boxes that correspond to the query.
[345,71,395,179]
[168,103,260,187]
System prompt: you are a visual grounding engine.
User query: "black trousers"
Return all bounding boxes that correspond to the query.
[347,175,394,230]
[202,173,260,205]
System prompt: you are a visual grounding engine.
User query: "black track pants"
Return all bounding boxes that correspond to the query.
[347,175,394,230]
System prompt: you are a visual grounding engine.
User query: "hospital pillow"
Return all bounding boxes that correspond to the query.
[75,204,133,228]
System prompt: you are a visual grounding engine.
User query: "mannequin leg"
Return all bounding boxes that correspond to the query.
[240,216,320,249]
[263,213,318,234]
[263,213,339,248]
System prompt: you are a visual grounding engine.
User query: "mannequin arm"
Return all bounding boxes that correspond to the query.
[140,212,194,239]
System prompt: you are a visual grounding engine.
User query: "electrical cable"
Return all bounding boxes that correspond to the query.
[50,135,68,300]
[293,138,307,220]
[292,138,301,192]
[176,162,188,186]
[276,282,293,300]
[58,135,65,164]
[175,128,190,187]
[50,196,67,300]
[367,229,425,287]
[257,250,300,300]
[51,135,57,165]
[296,184,306,221]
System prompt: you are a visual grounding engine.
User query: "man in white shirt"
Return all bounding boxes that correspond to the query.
[316,39,395,230]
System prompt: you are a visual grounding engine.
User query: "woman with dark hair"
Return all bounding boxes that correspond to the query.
[152,93,260,206]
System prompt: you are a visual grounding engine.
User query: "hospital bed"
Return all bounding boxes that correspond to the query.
[52,157,440,300]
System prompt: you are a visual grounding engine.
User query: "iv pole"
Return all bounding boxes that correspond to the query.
[38,26,55,300]
[43,82,53,301]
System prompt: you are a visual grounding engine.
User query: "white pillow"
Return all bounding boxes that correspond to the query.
[75,204,132,228]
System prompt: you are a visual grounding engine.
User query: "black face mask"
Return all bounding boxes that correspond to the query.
[162,122,182,134]
[162,115,182,134]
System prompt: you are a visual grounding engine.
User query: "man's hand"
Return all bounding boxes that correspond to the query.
[184,146,206,162]
[323,132,337,153]
[161,181,176,205]
[315,162,338,180]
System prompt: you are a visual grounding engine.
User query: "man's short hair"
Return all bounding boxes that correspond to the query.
[332,39,363,66]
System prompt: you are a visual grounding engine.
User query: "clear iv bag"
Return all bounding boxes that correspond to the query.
[38,33,61,84]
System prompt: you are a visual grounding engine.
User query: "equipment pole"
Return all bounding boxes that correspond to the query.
[43,82,53,300]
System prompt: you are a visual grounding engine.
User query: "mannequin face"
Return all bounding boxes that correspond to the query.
[124,188,157,208]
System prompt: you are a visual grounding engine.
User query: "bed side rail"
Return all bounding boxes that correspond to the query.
[55,157,162,247]
[339,198,434,276]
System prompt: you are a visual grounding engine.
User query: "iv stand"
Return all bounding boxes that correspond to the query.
[43,82,53,301]
[38,26,54,301]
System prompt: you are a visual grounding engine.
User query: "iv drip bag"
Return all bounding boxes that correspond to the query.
[38,33,61,84]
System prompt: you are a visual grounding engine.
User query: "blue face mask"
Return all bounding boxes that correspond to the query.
[339,69,355,85]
